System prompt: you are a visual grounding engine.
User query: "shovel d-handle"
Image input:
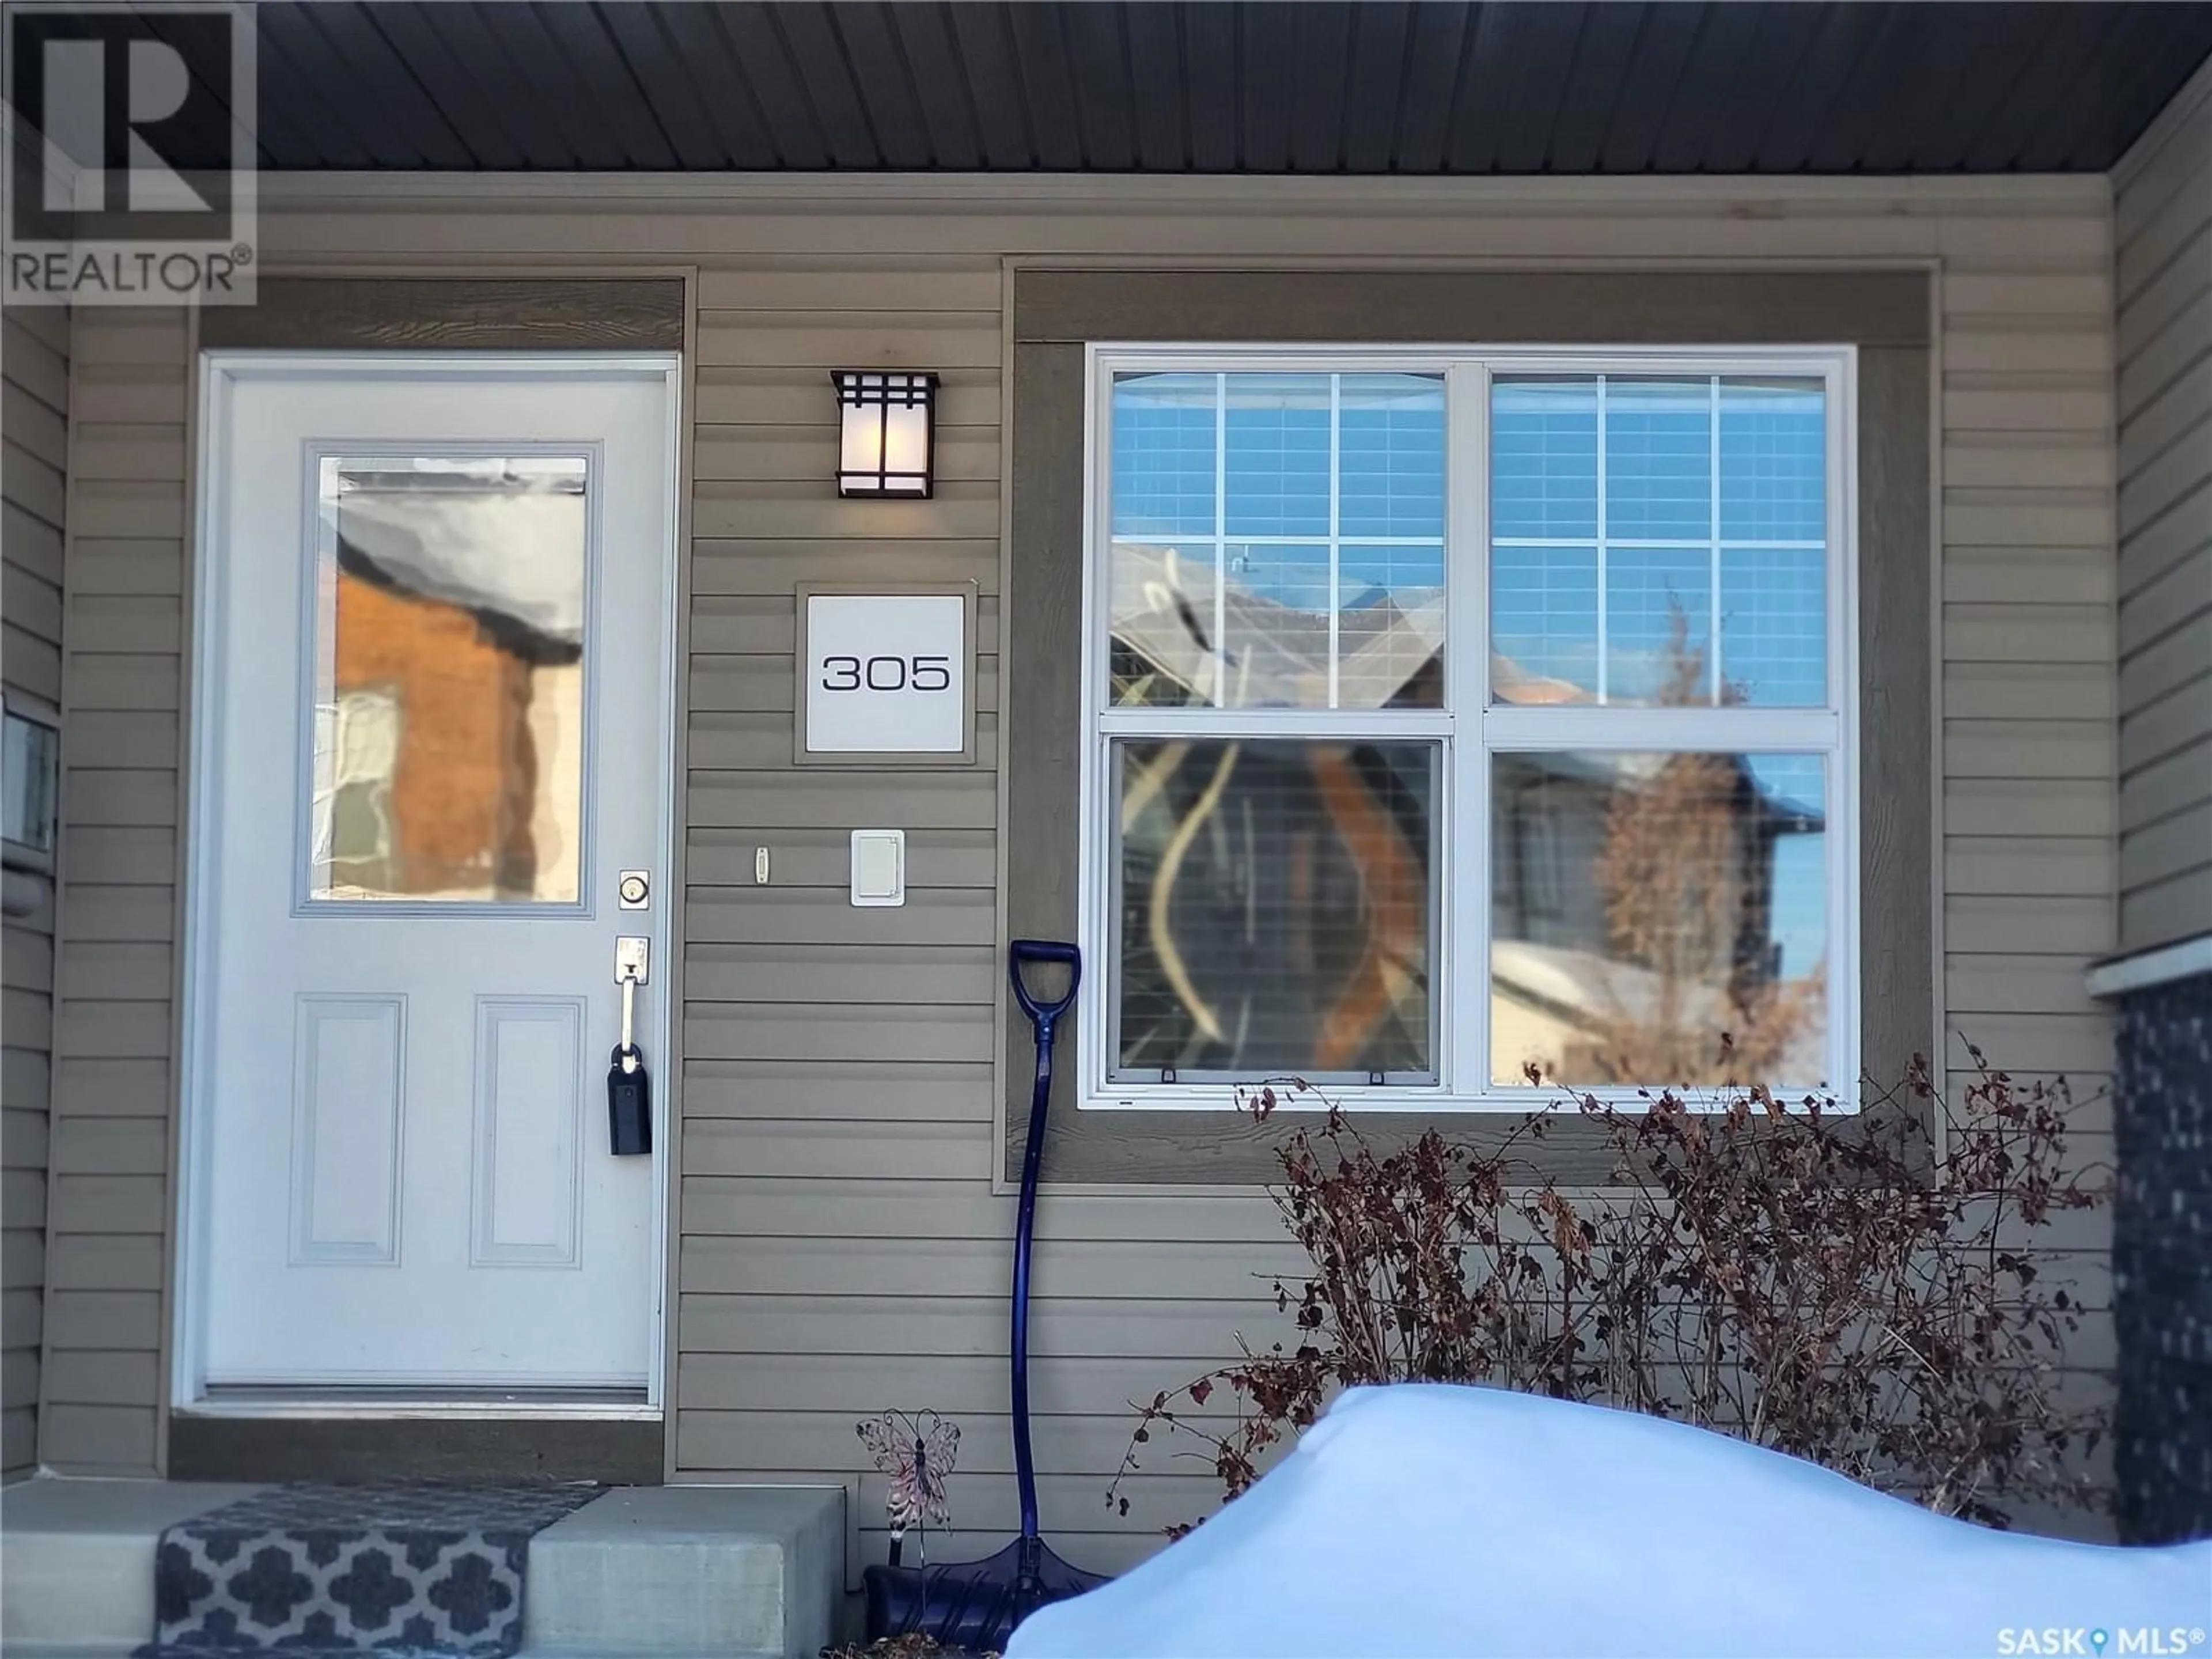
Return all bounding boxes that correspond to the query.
[1007,938,1080,1543]
[1009,938,1080,1036]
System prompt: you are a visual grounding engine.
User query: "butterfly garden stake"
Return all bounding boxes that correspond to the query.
[857,1410,960,1566]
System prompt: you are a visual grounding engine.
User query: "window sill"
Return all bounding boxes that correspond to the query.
[1079,1084,1860,1115]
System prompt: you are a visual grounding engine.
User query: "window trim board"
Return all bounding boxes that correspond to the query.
[1002,270,1931,1188]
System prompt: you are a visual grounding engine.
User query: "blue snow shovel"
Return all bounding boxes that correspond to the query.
[862,940,1108,1652]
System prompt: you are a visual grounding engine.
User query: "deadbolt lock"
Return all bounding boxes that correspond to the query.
[618,869,650,910]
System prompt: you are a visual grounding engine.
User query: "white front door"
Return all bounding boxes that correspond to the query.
[185,355,678,1396]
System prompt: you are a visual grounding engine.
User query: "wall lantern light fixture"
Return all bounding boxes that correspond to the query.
[832,369,939,498]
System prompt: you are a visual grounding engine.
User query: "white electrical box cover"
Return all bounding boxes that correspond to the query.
[850,829,906,907]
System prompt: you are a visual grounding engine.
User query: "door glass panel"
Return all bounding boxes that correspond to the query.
[308,454,589,904]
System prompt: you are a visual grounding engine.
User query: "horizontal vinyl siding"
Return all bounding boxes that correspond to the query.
[679,260,1422,1573]
[680,266,1088,1567]
[1938,237,2118,1522]
[653,198,2121,1566]
[2,304,67,1478]
[42,177,2119,1540]
[2114,79,2212,952]
[41,308,188,1474]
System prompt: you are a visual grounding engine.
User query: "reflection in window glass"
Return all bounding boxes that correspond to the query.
[1491,544,1598,703]
[1219,542,1331,707]
[1721,380,1827,541]
[1115,738,1436,1080]
[1109,372,1446,710]
[309,454,589,903]
[1490,751,1828,1089]
[1111,373,1217,538]
[1491,378,1597,540]
[1225,374,1331,536]
[1338,544,1448,710]
[1339,374,1446,538]
[1109,539,1219,710]
[1607,546,1711,705]
[1722,546,1828,706]
[1605,379,1711,540]
[1491,376,1827,708]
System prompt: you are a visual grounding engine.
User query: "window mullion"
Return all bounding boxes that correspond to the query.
[1448,362,1491,1101]
[1709,374,1722,707]
[1328,374,1341,711]
[1213,372,1226,707]
[1595,374,1609,707]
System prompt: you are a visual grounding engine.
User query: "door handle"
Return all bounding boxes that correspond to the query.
[608,935,651,1156]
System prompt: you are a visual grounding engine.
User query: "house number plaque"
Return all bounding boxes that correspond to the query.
[795,582,979,766]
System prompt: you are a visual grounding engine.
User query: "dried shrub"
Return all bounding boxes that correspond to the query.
[820,1637,995,1659]
[1110,1047,2108,1531]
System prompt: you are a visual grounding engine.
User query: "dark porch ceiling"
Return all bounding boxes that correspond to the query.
[238,2,2212,175]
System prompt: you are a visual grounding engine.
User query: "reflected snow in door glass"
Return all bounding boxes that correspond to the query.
[308,454,589,903]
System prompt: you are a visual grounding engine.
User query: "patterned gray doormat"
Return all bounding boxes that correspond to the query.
[144,1482,600,1657]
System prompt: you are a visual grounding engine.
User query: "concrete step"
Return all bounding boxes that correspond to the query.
[1,1476,263,1657]
[0,1477,844,1659]
[521,1485,844,1659]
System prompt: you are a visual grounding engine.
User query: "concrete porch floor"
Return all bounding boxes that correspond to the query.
[0,1476,844,1659]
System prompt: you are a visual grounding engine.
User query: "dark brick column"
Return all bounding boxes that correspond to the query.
[2112,968,2212,1543]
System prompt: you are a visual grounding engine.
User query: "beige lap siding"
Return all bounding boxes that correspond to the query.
[40,179,2118,1548]
[2112,65,2212,953]
[671,200,2120,1564]
[1938,241,2122,1509]
[1938,230,2120,1524]
[2,303,70,1478]
[36,306,187,1474]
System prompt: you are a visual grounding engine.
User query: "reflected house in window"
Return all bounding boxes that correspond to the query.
[1487,734,1830,1091]
[1108,540,1446,713]
[1107,542,1442,1082]
[311,457,589,903]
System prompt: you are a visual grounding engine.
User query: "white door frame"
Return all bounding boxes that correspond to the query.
[172,350,684,1415]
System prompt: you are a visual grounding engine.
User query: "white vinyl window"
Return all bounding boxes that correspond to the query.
[1079,347,1856,1111]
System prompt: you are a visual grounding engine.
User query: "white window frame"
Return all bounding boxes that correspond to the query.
[1077,343,1859,1113]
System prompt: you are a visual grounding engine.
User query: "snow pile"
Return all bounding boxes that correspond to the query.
[1007,1384,2211,1658]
